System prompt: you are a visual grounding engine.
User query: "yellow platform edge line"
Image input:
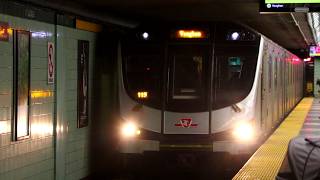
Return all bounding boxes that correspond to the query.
[233,97,313,180]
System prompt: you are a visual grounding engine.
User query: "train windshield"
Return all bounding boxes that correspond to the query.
[213,24,259,109]
[172,55,204,100]
[213,47,258,109]
[122,23,260,111]
[166,45,210,112]
[123,44,164,108]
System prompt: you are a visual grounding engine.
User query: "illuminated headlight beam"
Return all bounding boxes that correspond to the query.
[232,122,255,142]
[121,122,141,138]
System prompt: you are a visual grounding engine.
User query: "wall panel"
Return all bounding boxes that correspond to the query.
[0,13,55,180]
[56,25,96,180]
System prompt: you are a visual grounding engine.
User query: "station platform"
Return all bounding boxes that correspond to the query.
[233,97,315,179]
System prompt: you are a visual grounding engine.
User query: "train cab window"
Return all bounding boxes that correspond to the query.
[172,55,203,100]
[213,46,259,110]
[166,45,210,112]
[212,23,260,110]
[123,44,164,108]
[228,57,243,79]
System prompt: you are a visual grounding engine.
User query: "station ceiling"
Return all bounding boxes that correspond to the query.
[24,0,315,53]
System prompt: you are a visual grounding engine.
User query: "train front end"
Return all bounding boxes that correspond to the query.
[117,22,262,155]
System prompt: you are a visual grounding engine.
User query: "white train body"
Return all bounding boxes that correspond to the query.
[117,22,303,155]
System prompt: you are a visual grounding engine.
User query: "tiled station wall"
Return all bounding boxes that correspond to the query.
[0,13,97,180]
[56,26,96,180]
[0,14,55,179]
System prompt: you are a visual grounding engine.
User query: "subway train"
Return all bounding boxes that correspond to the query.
[116,22,304,155]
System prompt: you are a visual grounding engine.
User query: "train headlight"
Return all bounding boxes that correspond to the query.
[121,122,141,138]
[232,122,255,141]
[231,32,240,40]
[142,32,149,40]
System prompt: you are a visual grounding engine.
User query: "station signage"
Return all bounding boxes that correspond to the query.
[310,46,320,57]
[172,29,209,39]
[0,22,9,41]
[260,0,320,12]
[48,42,55,84]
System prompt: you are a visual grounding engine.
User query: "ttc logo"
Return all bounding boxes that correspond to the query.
[175,118,198,128]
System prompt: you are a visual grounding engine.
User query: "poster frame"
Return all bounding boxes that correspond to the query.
[77,40,89,128]
[12,30,31,141]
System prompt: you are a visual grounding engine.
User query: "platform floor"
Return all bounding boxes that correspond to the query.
[300,99,320,138]
[232,97,314,180]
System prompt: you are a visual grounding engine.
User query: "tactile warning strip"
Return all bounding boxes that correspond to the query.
[233,98,313,180]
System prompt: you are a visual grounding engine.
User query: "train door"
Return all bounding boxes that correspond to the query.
[164,45,211,134]
[272,52,278,126]
[289,62,293,109]
[284,56,287,114]
[296,64,298,101]
[293,64,296,104]
[281,54,285,119]
[261,43,273,132]
[286,56,290,113]
[275,55,279,123]
[294,65,296,104]
[277,52,282,122]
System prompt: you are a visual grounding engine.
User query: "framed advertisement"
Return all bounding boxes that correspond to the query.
[12,30,30,140]
[48,42,55,84]
[77,40,89,128]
